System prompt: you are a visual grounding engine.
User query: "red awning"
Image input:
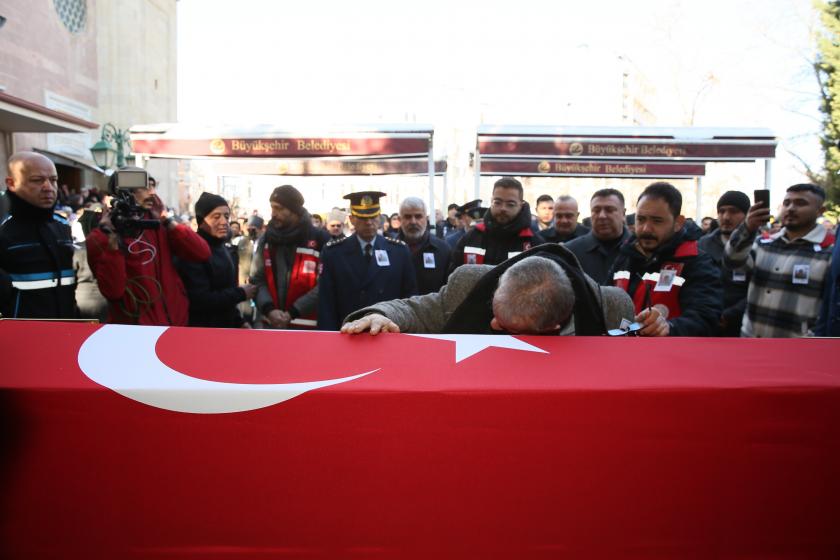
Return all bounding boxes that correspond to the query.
[476,125,776,162]
[479,158,705,178]
[130,124,434,159]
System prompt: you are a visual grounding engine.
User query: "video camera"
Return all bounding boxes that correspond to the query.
[108,169,160,236]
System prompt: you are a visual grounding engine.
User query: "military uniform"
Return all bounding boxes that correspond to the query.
[317,233,417,330]
[316,191,418,330]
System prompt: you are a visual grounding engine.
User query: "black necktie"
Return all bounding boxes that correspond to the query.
[364,244,372,261]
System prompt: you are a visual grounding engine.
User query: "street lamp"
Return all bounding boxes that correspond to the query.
[90,123,132,170]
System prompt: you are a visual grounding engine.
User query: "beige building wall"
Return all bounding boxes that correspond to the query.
[0,0,99,161]
[95,0,178,207]
[0,0,177,205]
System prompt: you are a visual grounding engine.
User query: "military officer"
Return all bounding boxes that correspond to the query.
[317,191,417,330]
[445,199,484,249]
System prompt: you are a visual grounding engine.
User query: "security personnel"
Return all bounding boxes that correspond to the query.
[397,196,451,295]
[608,182,721,336]
[317,191,417,330]
[449,178,539,274]
[1,152,77,319]
[444,199,484,249]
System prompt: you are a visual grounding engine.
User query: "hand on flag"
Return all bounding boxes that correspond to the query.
[341,313,401,335]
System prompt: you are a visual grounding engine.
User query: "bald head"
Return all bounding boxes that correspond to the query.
[553,195,580,236]
[6,151,58,209]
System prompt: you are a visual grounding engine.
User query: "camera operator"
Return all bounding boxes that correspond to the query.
[85,168,210,325]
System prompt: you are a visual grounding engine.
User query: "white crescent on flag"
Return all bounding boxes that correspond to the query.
[77,325,378,414]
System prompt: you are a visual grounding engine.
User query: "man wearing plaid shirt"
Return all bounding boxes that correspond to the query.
[724,184,835,338]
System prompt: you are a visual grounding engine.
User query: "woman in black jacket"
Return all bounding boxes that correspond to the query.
[176,192,257,328]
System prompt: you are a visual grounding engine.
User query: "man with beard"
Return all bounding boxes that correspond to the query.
[725,183,834,337]
[608,182,721,337]
[176,193,257,328]
[698,191,752,336]
[1,151,77,318]
[537,195,589,244]
[317,191,416,330]
[86,168,210,325]
[449,178,538,273]
[565,188,631,285]
[397,196,451,294]
[251,185,330,329]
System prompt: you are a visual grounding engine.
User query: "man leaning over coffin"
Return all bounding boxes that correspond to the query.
[341,243,637,336]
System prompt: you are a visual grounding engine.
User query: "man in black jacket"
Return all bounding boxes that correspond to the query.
[608,182,722,337]
[251,185,331,329]
[537,195,590,244]
[1,152,77,319]
[698,190,751,336]
[565,188,631,285]
[176,192,257,328]
[449,178,538,274]
[397,196,451,295]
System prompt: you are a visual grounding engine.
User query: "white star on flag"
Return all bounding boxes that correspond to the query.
[407,334,549,363]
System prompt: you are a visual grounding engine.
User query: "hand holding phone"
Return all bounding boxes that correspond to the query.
[746,190,772,233]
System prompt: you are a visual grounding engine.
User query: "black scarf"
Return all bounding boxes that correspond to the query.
[264,210,312,248]
[442,244,608,336]
[482,202,533,239]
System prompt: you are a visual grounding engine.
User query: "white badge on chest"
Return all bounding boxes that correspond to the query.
[423,252,436,268]
[654,268,676,292]
[375,249,390,267]
[792,264,810,285]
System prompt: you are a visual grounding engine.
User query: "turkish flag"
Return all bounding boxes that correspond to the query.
[2,321,840,558]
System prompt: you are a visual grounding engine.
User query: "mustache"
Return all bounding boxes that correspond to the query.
[637,234,658,241]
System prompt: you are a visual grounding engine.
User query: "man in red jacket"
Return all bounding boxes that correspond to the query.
[86,168,209,325]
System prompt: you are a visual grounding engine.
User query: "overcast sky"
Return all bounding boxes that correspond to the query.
[177,0,822,190]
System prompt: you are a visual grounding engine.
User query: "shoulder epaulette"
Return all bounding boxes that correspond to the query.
[385,236,406,246]
[325,237,348,248]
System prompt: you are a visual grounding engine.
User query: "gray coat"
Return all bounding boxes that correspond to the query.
[345,264,634,334]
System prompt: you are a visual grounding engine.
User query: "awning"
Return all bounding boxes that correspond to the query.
[34,148,104,174]
[129,123,434,159]
[479,158,705,178]
[0,91,99,133]
[476,125,777,161]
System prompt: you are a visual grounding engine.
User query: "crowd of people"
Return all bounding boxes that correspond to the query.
[2,150,838,338]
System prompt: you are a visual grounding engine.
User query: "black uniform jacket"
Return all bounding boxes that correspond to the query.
[608,222,722,336]
[0,191,77,319]
[449,203,538,275]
